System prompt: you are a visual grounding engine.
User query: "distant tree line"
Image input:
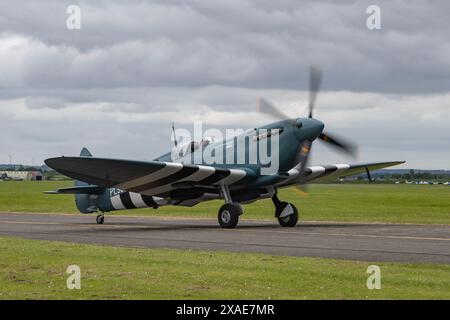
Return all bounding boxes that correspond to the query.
[380,169,449,180]
[1,165,42,172]
[355,169,450,182]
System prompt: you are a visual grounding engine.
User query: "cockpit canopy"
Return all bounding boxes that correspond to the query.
[174,136,215,159]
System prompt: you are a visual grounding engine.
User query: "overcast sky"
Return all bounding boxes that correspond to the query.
[0,0,449,169]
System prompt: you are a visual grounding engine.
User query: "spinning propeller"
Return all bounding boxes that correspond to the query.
[257,66,357,193]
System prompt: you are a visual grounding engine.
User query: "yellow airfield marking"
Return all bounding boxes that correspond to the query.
[1,219,449,242]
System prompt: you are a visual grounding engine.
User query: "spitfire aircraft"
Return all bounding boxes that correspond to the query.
[45,67,404,228]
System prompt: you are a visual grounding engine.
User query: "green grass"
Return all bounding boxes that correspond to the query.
[1,181,449,224]
[0,236,449,299]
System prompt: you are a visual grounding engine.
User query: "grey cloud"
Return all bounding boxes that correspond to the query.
[0,0,449,168]
[0,0,449,92]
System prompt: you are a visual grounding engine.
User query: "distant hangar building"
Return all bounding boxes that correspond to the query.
[0,171,43,181]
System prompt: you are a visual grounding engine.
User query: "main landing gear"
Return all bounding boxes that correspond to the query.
[218,203,242,228]
[271,192,298,227]
[96,214,105,225]
[216,185,298,228]
[217,185,242,228]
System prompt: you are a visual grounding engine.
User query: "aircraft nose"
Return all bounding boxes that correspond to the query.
[310,118,325,137]
[294,117,324,141]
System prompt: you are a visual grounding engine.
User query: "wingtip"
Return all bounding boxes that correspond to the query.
[43,158,52,167]
[385,160,406,166]
[44,157,59,169]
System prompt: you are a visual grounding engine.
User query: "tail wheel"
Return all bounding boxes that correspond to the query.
[96,214,104,225]
[277,202,298,227]
[218,204,240,229]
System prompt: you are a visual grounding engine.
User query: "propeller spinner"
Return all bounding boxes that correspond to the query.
[257,66,357,189]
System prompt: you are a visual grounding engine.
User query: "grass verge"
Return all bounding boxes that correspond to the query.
[1,181,448,224]
[0,236,449,299]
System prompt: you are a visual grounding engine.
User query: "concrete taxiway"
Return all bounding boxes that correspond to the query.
[0,212,449,263]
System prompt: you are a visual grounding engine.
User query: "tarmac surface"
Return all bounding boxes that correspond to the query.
[0,212,449,263]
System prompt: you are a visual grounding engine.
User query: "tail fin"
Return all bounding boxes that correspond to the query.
[45,147,109,213]
[80,147,92,157]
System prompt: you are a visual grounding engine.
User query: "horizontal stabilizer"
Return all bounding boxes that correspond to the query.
[44,186,105,195]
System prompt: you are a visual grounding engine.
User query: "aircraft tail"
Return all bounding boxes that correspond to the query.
[79,147,92,157]
[45,147,161,214]
[74,147,105,213]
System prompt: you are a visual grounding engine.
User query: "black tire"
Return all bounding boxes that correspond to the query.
[218,204,240,228]
[277,203,298,227]
[96,214,104,225]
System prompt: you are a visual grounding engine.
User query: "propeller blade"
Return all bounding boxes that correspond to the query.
[292,185,308,197]
[296,139,313,181]
[256,97,289,120]
[308,66,322,118]
[318,131,357,157]
[291,139,313,194]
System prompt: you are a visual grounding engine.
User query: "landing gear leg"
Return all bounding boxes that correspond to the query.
[271,189,298,227]
[96,214,104,225]
[217,185,242,229]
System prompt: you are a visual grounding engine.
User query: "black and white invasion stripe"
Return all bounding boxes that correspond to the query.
[110,192,167,210]
[113,162,249,196]
[277,163,351,187]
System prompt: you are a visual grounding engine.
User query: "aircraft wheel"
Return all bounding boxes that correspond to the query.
[218,204,240,229]
[96,214,104,225]
[277,202,298,227]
